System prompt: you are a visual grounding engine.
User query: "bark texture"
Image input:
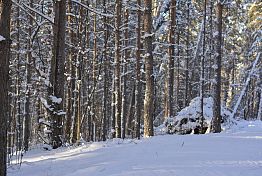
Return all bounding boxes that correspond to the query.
[49,0,67,148]
[143,0,154,137]
[211,1,223,133]
[0,0,12,175]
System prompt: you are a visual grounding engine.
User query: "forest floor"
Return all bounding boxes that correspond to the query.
[8,120,262,176]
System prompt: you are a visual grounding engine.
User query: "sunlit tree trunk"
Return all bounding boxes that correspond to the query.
[143,0,154,137]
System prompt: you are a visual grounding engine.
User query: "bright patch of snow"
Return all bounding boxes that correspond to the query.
[49,95,62,104]
[176,97,231,123]
[8,120,262,176]
[0,35,6,41]
[155,97,233,135]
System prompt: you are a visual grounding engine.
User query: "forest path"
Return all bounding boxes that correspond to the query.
[8,120,262,176]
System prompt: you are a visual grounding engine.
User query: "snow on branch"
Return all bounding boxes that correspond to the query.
[71,0,114,18]
[154,0,171,31]
[12,0,54,24]
[49,95,62,104]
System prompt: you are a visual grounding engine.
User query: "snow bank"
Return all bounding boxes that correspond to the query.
[155,97,233,135]
[176,97,231,123]
[8,121,262,176]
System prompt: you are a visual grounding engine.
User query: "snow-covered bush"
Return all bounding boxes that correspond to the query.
[156,97,232,135]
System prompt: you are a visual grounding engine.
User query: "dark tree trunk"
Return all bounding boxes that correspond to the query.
[185,1,190,107]
[114,0,122,138]
[121,5,129,139]
[49,0,67,148]
[135,0,142,139]
[102,0,109,141]
[24,0,33,151]
[211,1,223,133]
[165,0,176,118]
[0,1,12,175]
[200,0,207,133]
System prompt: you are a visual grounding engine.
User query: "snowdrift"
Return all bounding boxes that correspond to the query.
[155,97,232,135]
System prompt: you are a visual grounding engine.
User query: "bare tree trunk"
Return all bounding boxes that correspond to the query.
[102,0,109,141]
[143,0,154,137]
[185,1,190,107]
[211,1,223,133]
[126,84,135,136]
[200,0,207,133]
[176,30,180,111]
[0,0,12,175]
[115,0,122,138]
[165,0,176,118]
[49,0,67,148]
[72,3,84,144]
[90,0,98,142]
[24,0,33,151]
[111,78,116,138]
[15,2,23,152]
[121,5,129,139]
[135,0,142,139]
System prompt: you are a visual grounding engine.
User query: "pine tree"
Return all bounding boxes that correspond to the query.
[49,0,67,148]
[211,1,223,133]
[0,1,12,175]
[143,0,154,137]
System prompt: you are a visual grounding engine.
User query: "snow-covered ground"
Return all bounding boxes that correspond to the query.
[8,120,262,176]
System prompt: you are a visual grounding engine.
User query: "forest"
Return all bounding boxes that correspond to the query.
[0,0,261,176]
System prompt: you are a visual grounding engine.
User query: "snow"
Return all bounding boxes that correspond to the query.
[8,120,262,176]
[49,95,62,104]
[0,35,6,41]
[176,97,231,123]
[155,97,233,135]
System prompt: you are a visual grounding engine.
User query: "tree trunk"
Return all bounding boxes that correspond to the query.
[211,1,223,133]
[200,0,207,133]
[121,5,129,139]
[0,0,12,175]
[143,0,154,137]
[102,0,109,141]
[49,0,67,148]
[135,0,142,139]
[185,1,190,107]
[115,0,122,138]
[24,0,33,151]
[165,0,176,118]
